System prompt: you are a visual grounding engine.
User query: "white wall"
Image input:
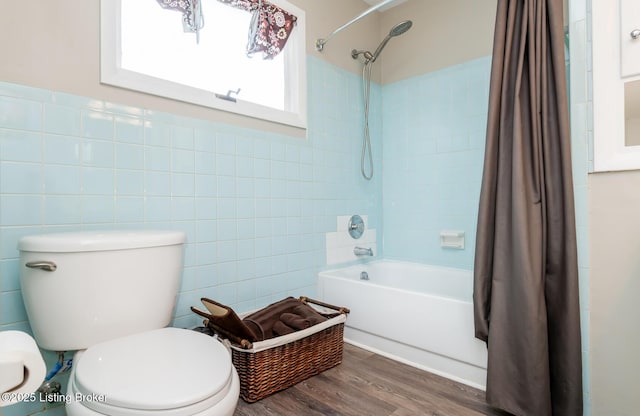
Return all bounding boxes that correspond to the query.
[589,171,640,415]
[379,0,497,84]
[589,0,640,414]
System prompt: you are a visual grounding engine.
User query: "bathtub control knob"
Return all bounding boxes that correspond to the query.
[348,215,365,239]
[360,271,369,280]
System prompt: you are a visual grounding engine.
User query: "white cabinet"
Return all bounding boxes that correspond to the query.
[592,0,640,171]
[621,0,640,78]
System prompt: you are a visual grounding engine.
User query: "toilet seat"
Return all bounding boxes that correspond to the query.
[69,328,237,416]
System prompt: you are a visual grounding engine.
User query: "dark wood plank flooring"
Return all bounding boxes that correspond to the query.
[234,343,511,416]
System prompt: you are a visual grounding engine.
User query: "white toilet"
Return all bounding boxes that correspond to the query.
[18,230,239,415]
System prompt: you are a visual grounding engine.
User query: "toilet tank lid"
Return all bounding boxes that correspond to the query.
[18,230,186,253]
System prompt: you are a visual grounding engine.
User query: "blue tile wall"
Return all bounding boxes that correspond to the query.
[0,56,382,342]
[381,56,491,270]
[0,54,383,412]
[568,0,592,413]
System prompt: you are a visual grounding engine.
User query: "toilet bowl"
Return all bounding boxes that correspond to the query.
[66,328,239,416]
[18,231,240,415]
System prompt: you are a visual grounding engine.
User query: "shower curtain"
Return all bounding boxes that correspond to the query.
[473,0,582,415]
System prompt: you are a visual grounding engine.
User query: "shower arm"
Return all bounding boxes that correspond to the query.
[315,0,399,52]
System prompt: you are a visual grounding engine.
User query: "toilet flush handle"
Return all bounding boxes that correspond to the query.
[25,261,57,272]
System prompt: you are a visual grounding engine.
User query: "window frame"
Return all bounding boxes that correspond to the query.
[100,0,307,128]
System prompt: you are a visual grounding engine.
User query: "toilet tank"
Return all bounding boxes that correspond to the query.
[18,230,186,351]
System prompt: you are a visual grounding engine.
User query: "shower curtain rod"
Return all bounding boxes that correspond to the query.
[315,0,399,52]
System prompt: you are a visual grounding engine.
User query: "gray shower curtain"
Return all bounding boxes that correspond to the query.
[473,0,582,415]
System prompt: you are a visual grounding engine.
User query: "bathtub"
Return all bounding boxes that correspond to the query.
[318,260,488,389]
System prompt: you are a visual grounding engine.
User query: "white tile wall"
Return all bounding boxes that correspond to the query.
[325,215,377,265]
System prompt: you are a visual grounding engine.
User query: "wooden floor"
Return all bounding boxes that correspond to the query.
[234,343,511,416]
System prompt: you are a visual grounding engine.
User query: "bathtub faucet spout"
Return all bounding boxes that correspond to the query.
[354,246,373,256]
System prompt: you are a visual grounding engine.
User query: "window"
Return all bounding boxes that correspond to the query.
[100,0,307,128]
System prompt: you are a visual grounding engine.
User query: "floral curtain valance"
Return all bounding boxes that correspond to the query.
[217,0,297,59]
[156,0,205,42]
[155,0,297,59]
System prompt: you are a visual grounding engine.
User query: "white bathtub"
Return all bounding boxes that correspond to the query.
[318,260,488,389]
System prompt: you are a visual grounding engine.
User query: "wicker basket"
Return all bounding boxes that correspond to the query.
[209,297,349,403]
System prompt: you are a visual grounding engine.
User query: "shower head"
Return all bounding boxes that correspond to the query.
[370,20,412,62]
[389,20,413,37]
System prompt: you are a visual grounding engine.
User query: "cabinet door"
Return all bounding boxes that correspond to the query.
[621,0,640,78]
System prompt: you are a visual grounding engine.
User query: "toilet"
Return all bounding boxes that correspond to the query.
[18,230,239,415]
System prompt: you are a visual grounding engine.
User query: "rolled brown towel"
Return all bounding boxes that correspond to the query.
[243,319,266,341]
[243,297,302,338]
[292,304,328,325]
[272,320,295,336]
[280,313,311,330]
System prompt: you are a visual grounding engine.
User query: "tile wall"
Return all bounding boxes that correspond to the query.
[0,55,383,414]
[381,56,491,270]
[568,0,592,413]
[0,56,382,327]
